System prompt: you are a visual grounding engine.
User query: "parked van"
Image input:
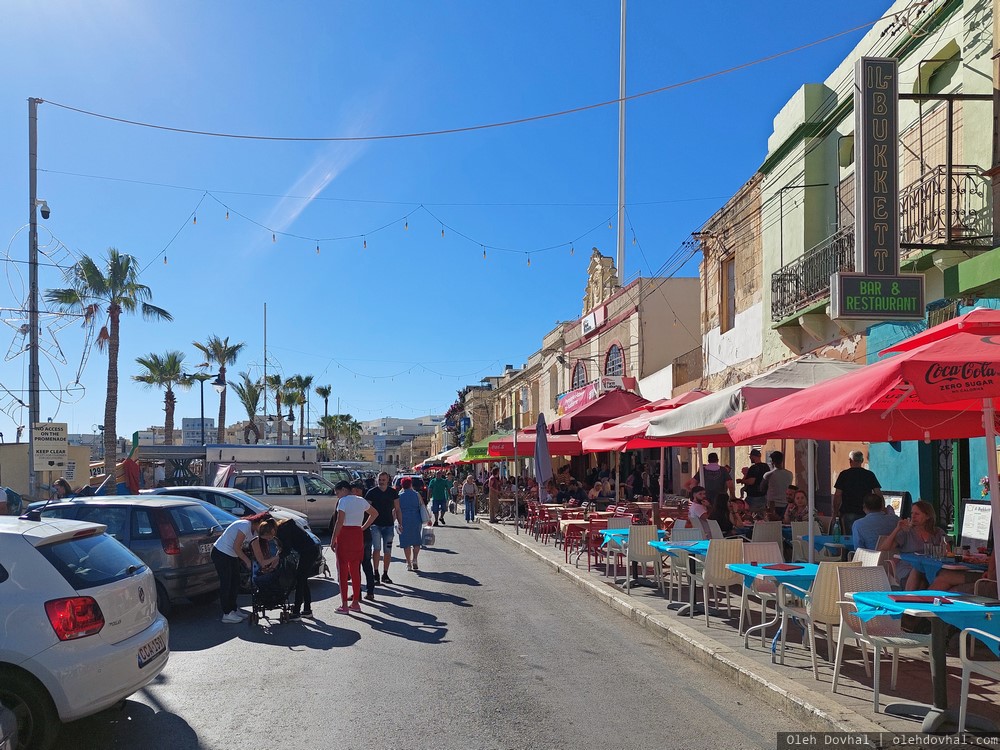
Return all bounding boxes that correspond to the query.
[224,470,340,531]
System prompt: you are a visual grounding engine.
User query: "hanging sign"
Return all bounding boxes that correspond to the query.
[832,56,924,321]
[33,422,68,468]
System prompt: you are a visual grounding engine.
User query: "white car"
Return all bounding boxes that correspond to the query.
[0,515,169,750]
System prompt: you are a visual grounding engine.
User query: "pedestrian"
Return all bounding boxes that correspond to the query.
[397,477,428,571]
[274,517,320,620]
[461,473,478,522]
[351,481,378,601]
[331,480,378,613]
[833,450,882,534]
[364,471,401,585]
[211,514,270,623]
[51,477,74,500]
[760,451,794,520]
[739,448,769,514]
[488,467,502,523]
[428,470,451,526]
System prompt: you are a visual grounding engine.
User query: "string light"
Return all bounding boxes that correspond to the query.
[316,244,320,254]
[570,244,575,256]
[163,255,167,265]
[482,247,486,260]
[608,220,613,229]
[192,215,197,225]
[404,220,408,231]
[272,233,276,243]
[526,256,531,267]
[441,225,445,238]
[225,211,229,220]
[363,237,367,249]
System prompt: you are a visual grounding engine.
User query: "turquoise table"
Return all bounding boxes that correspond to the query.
[728,563,820,650]
[852,590,1000,733]
[805,535,856,553]
[598,528,667,584]
[648,539,711,558]
[898,552,987,585]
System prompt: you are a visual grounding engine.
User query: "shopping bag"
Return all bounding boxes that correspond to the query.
[421,526,436,547]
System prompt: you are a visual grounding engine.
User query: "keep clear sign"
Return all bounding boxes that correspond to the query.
[33,422,68,467]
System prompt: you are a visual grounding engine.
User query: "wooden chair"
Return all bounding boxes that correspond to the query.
[832,565,931,710]
[778,561,861,678]
[738,542,784,641]
[690,539,744,626]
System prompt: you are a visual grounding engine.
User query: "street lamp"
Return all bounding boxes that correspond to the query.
[181,372,225,445]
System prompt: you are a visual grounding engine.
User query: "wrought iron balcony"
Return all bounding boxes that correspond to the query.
[900,165,992,247]
[771,225,855,322]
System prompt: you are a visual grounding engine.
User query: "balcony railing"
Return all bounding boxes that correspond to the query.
[900,165,992,247]
[771,225,855,322]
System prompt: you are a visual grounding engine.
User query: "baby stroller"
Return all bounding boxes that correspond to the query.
[250,549,299,626]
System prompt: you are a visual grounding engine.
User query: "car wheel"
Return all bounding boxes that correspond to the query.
[0,668,60,750]
[155,582,172,618]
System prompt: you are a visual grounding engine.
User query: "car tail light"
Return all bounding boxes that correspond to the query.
[155,511,181,555]
[45,597,105,640]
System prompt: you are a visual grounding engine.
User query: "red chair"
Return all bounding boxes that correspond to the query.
[585,518,610,571]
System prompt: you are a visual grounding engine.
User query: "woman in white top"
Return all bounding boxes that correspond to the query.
[212,514,269,623]
[462,474,478,523]
[331,481,378,613]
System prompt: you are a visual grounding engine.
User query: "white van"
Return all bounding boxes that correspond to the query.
[225,470,341,531]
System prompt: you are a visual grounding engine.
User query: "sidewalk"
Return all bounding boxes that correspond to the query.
[479,519,1000,735]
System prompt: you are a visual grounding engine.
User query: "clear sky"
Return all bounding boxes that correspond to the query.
[0,1,889,440]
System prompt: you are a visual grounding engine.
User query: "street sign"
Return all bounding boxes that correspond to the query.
[830,272,925,321]
[32,421,68,468]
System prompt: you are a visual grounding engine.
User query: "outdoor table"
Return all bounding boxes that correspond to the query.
[497,498,517,521]
[897,552,988,585]
[851,590,1000,733]
[727,562,820,651]
[598,527,667,585]
[559,519,589,534]
[649,539,713,616]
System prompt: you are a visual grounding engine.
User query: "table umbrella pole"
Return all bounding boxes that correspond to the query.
[807,439,815,565]
[985,399,999,585]
[659,446,665,504]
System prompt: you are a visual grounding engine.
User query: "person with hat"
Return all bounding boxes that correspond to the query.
[739,448,769,515]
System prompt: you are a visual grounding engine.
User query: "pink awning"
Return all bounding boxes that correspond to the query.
[578,390,711,452]
[549,389,649,434]
[488,430,584,457]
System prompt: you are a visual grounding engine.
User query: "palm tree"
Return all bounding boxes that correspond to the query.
[281,387,299,445]
[133,351,188,445]
[46,249,172,492]
[328,413,362,459]
[286,374,314,444]
[315,384,331,440]
[192,335,245,443]
[231,373,263,444]
[265,373,285,445]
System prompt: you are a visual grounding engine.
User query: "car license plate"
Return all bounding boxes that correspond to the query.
[137,632,166,668]
[199,543,213,554]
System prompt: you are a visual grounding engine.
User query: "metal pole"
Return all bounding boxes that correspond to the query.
[616,0,627,283]
[946,99,954,243]
[27,97,40,500]
[513,402,519,534]
[807,439,816,565]
[262,302,267,436]
[984,399,1000,592]
[658,446,666,504]
[199,379,206,446]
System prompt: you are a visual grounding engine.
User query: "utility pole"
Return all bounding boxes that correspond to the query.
[992,0,1000,245]
[27,97,41,500]
[616,0,627,283]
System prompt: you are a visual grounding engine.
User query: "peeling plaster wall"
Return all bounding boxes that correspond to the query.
[704,302,764,376]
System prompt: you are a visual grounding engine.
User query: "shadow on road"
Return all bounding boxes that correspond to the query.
[413,570,481,586]
[383,581,473,608]
[352,600,448,643]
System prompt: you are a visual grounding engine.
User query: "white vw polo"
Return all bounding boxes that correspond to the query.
[0,515,169,750]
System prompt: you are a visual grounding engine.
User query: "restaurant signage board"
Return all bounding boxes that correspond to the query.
[832,56,924,322]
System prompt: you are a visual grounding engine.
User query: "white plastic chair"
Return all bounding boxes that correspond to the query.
[603,516,632,577]
[624,524,661,595]
[737,542,784,641]
[832,566,931,710]
[707,519,725,539]
[958,628,1000,732]
[751,521,783,545]
[690,538,744,626]
[663,527,706,601]
[790,521,822,562]
[778,561,861,678]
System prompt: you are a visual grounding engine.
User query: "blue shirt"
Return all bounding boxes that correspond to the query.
[851,509,899,550]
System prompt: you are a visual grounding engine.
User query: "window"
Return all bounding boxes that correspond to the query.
[604,344,624,377]
[234,475,263,495]
[303,476,334,495]
[572,362,588,389]
[168,505,219,534]
[265,475,301,495]
[721,257,736,333]
[131,508,156,538]
[37,534,146,591]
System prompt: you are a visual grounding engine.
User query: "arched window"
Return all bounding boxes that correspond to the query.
[571,361,588,389]
[604,344,624,376]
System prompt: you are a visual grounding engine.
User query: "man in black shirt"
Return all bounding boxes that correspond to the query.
[740,448,769,514]
[833,450,882,534]
[365,471,401,584]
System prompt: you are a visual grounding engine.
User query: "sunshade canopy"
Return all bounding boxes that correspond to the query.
[724,332,1000,444]
[645,355,861,444]
[453,432,511,463]
[578,389,711,452]
[880,307,1000,356]
[549,389,649,434]
[488,430,584,457]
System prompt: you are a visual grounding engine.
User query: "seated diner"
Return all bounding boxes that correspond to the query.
[877,500,948,590]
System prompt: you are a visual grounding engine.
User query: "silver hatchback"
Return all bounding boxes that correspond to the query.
[39,497,222,616]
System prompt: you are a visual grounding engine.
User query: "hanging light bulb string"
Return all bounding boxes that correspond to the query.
[142,191,208,271]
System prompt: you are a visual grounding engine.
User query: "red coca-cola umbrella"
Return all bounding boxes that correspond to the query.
[487,429,584,457]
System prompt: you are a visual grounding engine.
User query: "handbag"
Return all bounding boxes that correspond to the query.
[418,500,432,525]
[421,526,435,547]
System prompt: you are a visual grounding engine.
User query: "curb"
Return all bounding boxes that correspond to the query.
[480,520,887,734]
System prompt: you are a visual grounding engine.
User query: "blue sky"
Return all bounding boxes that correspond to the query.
[0,1,888,439]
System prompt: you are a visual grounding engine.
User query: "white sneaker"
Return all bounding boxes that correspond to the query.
[221,612,243,624]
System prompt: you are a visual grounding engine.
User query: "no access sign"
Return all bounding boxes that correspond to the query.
[33,422,68,468]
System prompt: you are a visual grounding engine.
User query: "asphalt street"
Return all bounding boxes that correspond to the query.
[56,520,807,749]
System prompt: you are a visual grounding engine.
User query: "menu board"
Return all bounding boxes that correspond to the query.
[960,500,993,550]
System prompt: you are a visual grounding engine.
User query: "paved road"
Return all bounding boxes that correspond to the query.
[56,521,806,749]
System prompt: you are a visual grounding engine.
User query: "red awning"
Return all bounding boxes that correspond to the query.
[578,389,711,452]
[488,431,584,457]
[549,389,649,434]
